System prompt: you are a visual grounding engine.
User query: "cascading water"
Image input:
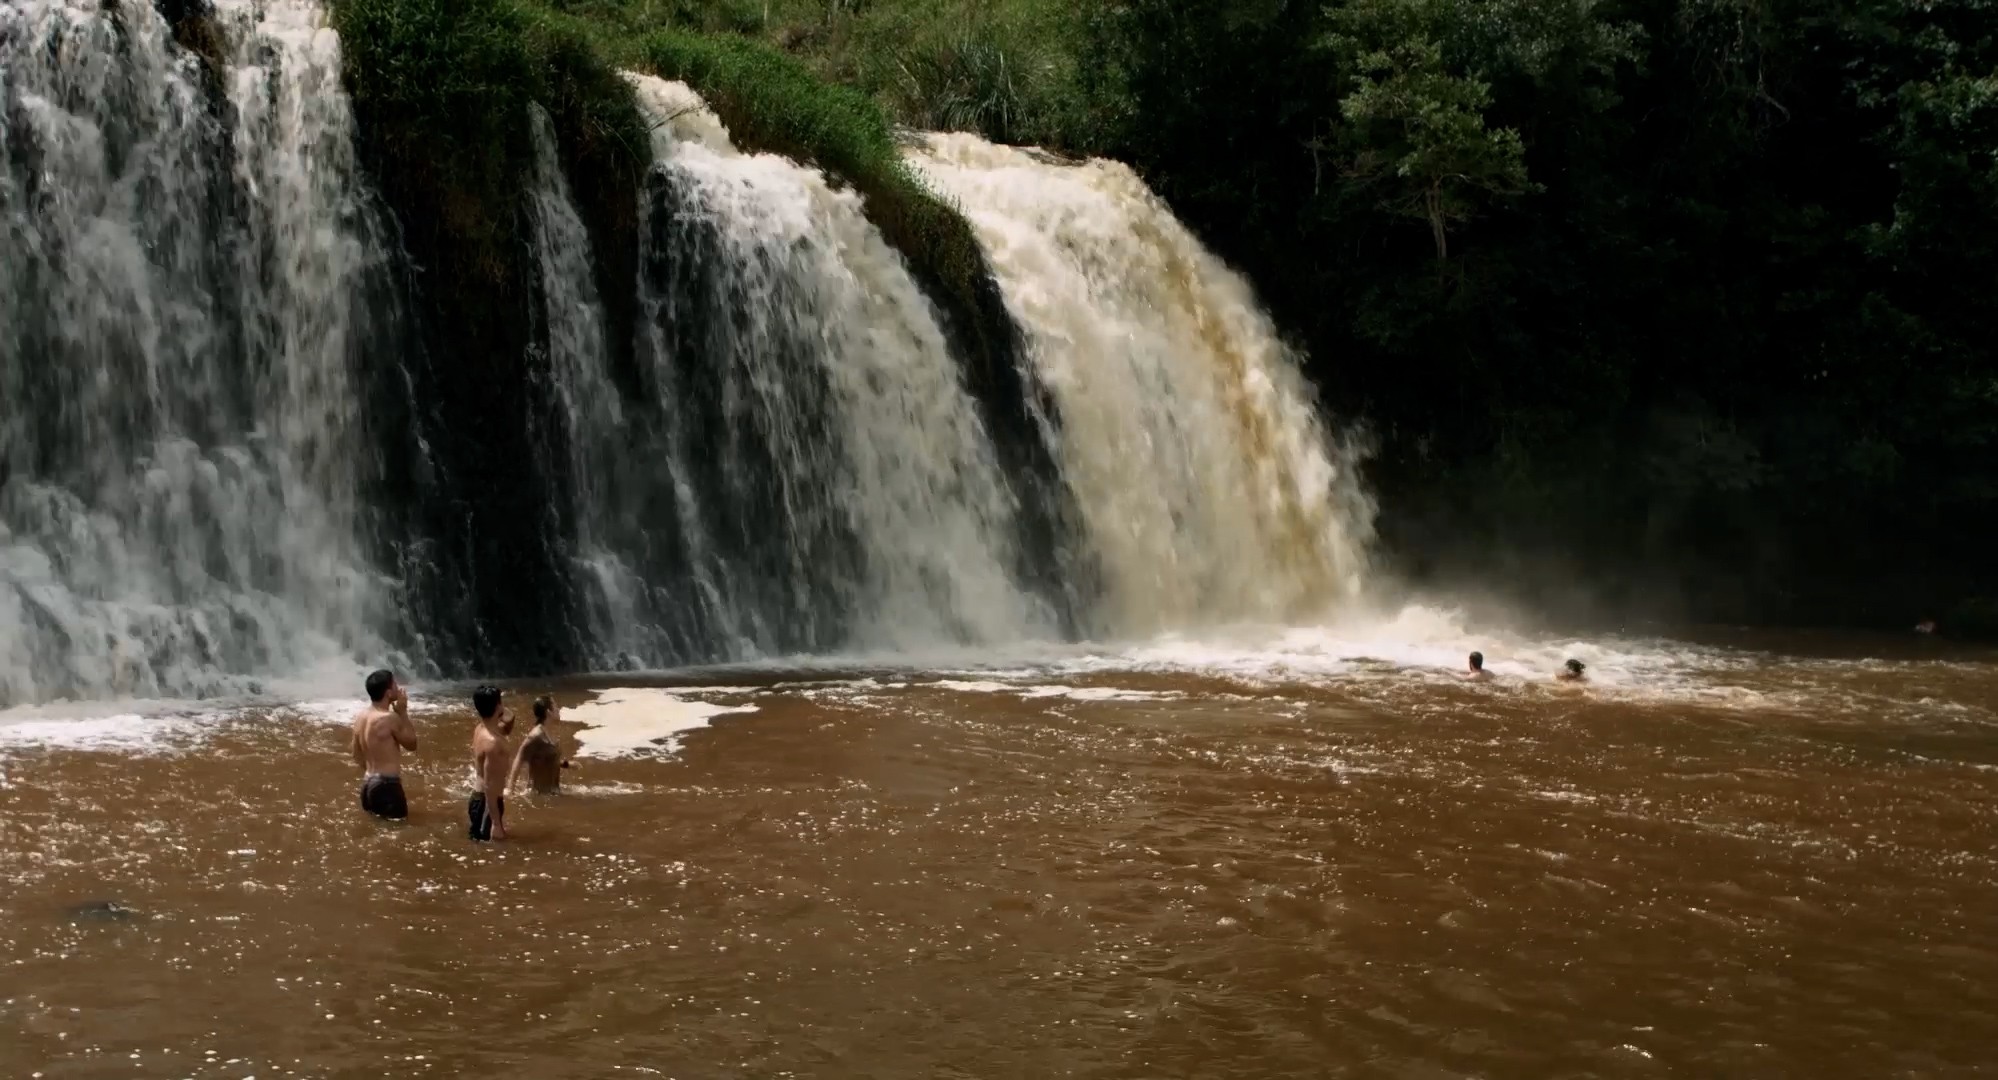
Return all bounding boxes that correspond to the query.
[614,75,1054,656]
[2,12,1374,704]
[0,0,404,704]
[907,133,1375,637]
[523,102,661,666]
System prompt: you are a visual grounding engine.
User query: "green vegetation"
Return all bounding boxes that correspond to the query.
[332,0,1011,315]
[1083,0,1998,627]
[326,0,1996,629]
[333,0,650,280]
[537,0,1093,147]
[633,29,989,309]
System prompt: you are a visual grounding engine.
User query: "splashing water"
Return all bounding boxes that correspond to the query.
[620,75,1053,656]
[523,102,660,664]
[908,134,1375,639]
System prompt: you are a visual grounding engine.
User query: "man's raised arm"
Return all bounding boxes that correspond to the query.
[391,686,417,751]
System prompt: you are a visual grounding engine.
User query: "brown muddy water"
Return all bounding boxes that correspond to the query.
[2,622,1995,1078]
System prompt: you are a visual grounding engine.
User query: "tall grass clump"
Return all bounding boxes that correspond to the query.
[334,0,653,280]
[638,28,989,310]
[843,0,1095,150]
[333,0,541,280]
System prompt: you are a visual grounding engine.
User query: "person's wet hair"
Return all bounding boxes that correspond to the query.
[1566,659,1585,675]
[1468,651,1484,670]
[365,669,394,704]
[473,684,503,720]
[533,695,554,723]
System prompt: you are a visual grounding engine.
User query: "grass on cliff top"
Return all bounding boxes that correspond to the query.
[636,28,990,308]
[334,0,993,303]
[333,0,650,278]
[539,0,1094,149]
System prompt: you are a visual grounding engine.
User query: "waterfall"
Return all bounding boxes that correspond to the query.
[1,15,1375,705]
[0,0,402,704]
[608,74,1054,657]
[524,102,657,666]
[907,133,1375,637]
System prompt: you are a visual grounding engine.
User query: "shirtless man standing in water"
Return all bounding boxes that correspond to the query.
[467,685,512,842]
[351,669,417,819]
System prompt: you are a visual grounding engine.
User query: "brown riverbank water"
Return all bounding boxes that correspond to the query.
[2,622,1995,1078]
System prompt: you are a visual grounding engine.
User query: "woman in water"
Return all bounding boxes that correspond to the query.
[509,695,571,795]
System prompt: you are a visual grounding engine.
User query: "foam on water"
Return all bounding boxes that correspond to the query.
[555,781,650,797]
[2,605,1987,755]
[925,680,1177,703]
[567,687,758,760]
[982,604,1786,700]
[0,710,210,754]
[0,685,461,755]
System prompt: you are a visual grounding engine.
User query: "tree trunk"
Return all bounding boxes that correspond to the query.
[1426,182,1448,262]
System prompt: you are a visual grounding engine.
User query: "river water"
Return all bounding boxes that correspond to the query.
[2,614,1993,1077]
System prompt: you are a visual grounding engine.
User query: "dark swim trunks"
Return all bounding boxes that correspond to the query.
[360,775,408,819]
[467,792,504,841]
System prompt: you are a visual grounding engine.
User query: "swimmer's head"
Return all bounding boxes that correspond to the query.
[1468,651,1484,671]
[533,695,556,723]
[1565,659,1585,675]
[365,668,395,704]
[473,684,503,720]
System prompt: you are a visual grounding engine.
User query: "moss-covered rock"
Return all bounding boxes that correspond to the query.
[330,0,654,675]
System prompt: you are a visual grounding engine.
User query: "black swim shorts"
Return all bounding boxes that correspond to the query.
[360,774,408,819]
[467,792,504,841]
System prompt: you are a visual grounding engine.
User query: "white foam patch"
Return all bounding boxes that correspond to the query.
[932,680,1013,694]
[0,689,465,757]
[568,687,757,760]
[1017,685,1181,702]
[890,678,1181,704]
[558,781,649,797]
[0,709,211,754]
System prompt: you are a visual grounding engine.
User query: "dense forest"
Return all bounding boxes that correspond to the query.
[320,0,1997,635]
[1085,0,1998,633]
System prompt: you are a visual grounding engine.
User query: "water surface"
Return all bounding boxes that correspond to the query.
[3,619,1994,1077]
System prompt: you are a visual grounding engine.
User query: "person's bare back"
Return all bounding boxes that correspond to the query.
[467,685,512,842]
[351,669,417,819]
[509,696,569,795]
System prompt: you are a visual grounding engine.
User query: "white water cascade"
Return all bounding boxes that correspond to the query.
[908,133,1375,637]
[0,0,400,704]
[617,75,1054,655]
[524,102,661,664]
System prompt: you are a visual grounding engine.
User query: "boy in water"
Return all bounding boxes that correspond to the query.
[1460,651,1494,682]
[351,668,417,819]
[1557,659,1588,682]
[509,695,570,795]
[467,685,513,841]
